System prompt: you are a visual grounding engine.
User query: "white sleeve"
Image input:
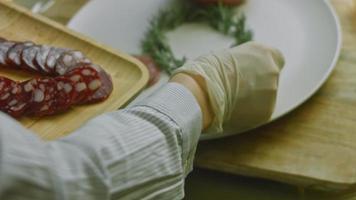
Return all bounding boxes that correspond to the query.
[0,83,202,200]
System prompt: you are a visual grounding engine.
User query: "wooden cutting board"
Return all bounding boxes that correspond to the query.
[0,1,149,140]
[195,0,356,193]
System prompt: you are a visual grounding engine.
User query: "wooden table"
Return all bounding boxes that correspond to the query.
[195,0,356,193]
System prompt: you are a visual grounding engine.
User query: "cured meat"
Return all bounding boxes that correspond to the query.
[26,78,58,117]
[1,39,93,76]
[4,81,32,118]
[56,50,91,75]
[7,42,34,68]
[0,41,15,67]
[35,45,51,74]
[65,66,99,104]
[0,38,113,118]
[0,77,17,108]
[84,64,113,103]
[53,76,77,113]
[22,45,41,72]
[46,47,68,75]
[134,55,160,87]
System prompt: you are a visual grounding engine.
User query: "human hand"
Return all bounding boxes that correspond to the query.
[173,42,285,134]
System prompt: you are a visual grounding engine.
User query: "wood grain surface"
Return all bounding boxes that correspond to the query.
[0,1,149,140]
[40,0,88,24]
[195,0,356,192]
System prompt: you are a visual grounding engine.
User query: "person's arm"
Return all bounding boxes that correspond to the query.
[170,73,213,130]
[0,42,283,200]
[0,78,207,200]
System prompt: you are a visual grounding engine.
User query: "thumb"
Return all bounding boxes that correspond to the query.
[270,48,285,71]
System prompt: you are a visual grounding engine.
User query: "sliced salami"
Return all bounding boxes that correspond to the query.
[56,50,91,75]
[0,41,15,66]
[35,45,51,74]
[134,55,161,87]
[0,77,17,108]
[27,78,58,117]
[4,81,33,118]
[21,45,41,73]
[46,47,68,75]
[7,42,34,68]
[53,76,77,113]
[65,66,100,104]
[0,38,113,118]
[84,64,113,103]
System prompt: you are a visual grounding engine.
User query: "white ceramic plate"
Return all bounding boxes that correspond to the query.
[68,0,341,140]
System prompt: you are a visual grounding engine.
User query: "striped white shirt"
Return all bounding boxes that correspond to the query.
[0,83,202,200]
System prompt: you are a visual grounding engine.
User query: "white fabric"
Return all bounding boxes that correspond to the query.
[0,83,202,200]
[173,42,285,134]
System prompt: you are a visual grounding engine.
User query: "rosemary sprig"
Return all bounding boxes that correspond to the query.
[141,0,252,74]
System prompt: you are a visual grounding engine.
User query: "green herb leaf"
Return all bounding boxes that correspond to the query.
[141,0,252,74]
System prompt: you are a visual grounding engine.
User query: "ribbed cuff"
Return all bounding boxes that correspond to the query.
[133,83,203,175]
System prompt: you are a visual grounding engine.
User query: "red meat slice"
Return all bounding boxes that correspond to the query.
[6,42,34,68]
[134,55,161,87]
[21,45,41,73]
[26,78,58,117]
[83,64,113,103]
[0,41,15,67]
[0,77,17,108]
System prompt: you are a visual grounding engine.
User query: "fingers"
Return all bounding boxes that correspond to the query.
[270,48,285,71]
[172,41,285,134]
[231,41,285,74]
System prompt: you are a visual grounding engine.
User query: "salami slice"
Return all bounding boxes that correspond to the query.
[46,47,68,75]
[27,78,58,117]
[0,41,15,67]
[7,42,34,68]
[0,77,10,92]
[65,66,100,104]
[134,55,161,87]
[1,83,21,116]
[35,45,51,74]
[53,76,77,113]
[5,81,33,117]
[84,64,113,103]
[56,50,91,75]
[21,45,41,73]
[78,66,102,104]
[0,77,17,108]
